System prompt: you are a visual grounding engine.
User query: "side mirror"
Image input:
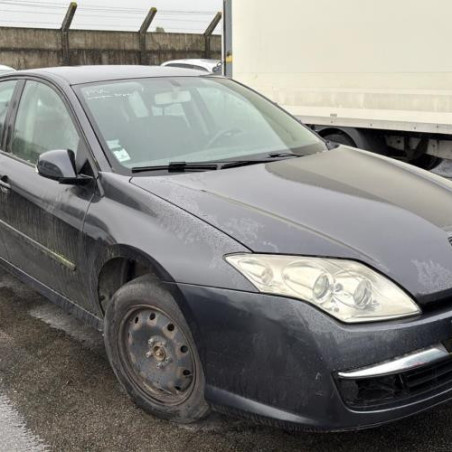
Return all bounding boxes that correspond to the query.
[37,149,89,185]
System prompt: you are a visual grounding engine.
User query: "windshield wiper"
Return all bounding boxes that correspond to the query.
[267,152,297,158]
[131,161,220,173]
[221,153,301,169]
[131,153,302,174]
[220,159,280,169]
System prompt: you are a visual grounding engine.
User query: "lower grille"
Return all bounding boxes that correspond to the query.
[337,355,452,410]
[404,357,452,392]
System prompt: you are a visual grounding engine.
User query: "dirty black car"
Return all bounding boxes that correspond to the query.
[1,66,452,431]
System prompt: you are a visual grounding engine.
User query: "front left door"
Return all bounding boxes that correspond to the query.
[0,79,96,310]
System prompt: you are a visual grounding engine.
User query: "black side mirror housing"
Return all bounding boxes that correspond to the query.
[37,149,90,185]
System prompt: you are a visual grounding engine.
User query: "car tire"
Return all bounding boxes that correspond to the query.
[104,274,210,423]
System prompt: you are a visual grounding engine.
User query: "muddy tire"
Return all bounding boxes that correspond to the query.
[104,275,209,423]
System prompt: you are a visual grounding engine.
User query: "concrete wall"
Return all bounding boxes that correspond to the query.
[0,27,221,69]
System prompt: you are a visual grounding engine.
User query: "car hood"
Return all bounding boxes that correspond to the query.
[132,147,452,306]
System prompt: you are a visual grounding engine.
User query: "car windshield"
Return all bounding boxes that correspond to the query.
[79,77,325,170]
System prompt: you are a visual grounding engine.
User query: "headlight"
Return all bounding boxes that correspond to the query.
[225,254,420,323]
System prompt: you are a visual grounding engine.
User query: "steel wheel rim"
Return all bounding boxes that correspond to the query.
[119,305,196,406]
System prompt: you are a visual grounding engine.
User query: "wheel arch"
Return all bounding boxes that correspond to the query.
[93,244,174,316]
[94,245,204,363]
[316,126,356,142]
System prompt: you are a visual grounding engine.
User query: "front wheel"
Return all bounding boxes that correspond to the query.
[104,275,210,423]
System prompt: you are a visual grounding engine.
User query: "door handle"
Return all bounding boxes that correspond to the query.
[0,175,11,193]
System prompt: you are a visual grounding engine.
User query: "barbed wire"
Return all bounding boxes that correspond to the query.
[0,18,210,32]
[0,7,211,23]
[0,0,218,15]
[0,0,221,33]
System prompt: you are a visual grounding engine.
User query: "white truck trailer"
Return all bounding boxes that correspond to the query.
[223,0,452,170]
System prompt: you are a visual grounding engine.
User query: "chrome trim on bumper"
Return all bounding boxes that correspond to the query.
[338,344,450,380]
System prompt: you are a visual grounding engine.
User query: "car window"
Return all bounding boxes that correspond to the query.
[0,80,17,148]
[80,77,323,169]
[10,81,80,164]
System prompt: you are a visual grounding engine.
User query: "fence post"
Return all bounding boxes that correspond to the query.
[204,12,222,59]
[60,2,77,66]
[139,7,157,65]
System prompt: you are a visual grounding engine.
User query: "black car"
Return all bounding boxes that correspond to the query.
[0,66,452,431]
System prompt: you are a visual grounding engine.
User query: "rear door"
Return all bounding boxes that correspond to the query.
[0,79,96,310]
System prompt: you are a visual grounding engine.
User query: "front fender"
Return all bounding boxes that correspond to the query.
[82,173,255,315]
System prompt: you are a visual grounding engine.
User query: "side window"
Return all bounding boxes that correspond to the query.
[10,81,80,164]
[191,66,209,72]
[0,80,17,148]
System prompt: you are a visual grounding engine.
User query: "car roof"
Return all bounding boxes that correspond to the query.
[162,59,220,70]
[162,59,219,65]
[8,65,206,86]
[0,65,14,71]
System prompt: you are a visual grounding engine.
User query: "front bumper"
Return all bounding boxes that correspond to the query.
[173,283,452,431]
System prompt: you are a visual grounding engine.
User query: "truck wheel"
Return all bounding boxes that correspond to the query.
[412,154,442,171]
[104,275,210,423]
[322,132,356,148]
